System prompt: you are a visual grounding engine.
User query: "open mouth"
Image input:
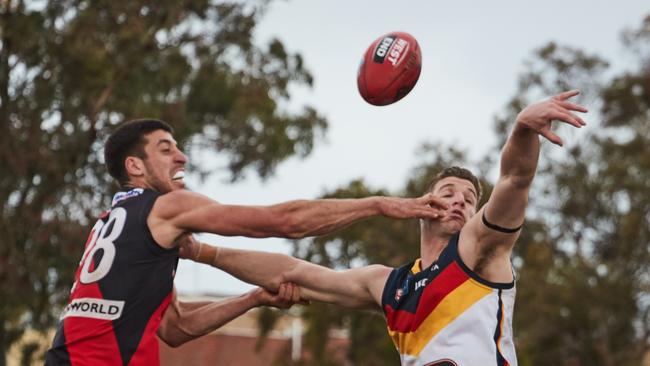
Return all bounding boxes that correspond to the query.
[172,171,185,181]
[448,210,464,223]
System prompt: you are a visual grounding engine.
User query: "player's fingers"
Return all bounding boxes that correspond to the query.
[278,283,288,300]
[291,284,301,303]
[557,100,588,114]
[540,129,563,146]
[553,89,580,101]
[420,193,449,210]
[553,110,585,128]
[418,209,444,220]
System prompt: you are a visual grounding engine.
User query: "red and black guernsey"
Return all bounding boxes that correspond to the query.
[46,188,179,366]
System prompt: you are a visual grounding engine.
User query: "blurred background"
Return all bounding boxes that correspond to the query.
[1,0,649,365]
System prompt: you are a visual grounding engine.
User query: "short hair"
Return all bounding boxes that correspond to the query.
[104,119,173,188]
[425,166,482,203]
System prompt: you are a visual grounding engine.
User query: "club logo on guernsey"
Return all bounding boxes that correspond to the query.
[61,298,125,321]
[111,188,144,207]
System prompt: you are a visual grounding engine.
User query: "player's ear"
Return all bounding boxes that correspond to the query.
[125,156,145,178]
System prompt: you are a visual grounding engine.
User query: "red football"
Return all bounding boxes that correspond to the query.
[357,32,422,106]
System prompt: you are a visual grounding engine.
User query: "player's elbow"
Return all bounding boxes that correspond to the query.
[276,214,310,239]
[159,334,185,348]
[268,201,317,239]
[157,325,186,348]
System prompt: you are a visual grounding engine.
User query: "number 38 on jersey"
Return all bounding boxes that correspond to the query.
[76,208,127,285]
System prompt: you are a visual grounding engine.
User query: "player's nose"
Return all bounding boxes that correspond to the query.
[175,150,188,164]
[450,192,465,208]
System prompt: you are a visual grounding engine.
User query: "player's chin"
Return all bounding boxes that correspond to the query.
[443,220,463,233]
[171,179,185,190]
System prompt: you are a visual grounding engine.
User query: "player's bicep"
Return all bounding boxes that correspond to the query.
[152,190,287,241]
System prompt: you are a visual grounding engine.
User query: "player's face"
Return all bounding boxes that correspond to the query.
[432,176,478,233]
[140,130,188,193]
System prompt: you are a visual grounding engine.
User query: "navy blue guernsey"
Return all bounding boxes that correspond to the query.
[381,233,518,365]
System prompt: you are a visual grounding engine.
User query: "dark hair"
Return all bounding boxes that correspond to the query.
[425,166,482,203]
[104,119,173,187]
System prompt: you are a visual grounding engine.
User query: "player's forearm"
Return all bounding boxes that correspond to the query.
[269,197,384,239]
[205,246,383,309]
[500,122,540,186]
[196,245,347,304]
[195,245,298,291]
[162,292,259,347]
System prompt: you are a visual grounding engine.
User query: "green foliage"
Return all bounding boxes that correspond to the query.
[496,16,650,364]
[0,0,326,363]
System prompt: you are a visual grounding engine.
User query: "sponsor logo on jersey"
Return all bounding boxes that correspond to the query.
[62,298,125,321]
[415,278,428,291]
[111,188,144,207]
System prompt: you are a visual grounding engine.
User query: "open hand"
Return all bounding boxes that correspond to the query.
[380,193,449,220]
[516,89,588,146]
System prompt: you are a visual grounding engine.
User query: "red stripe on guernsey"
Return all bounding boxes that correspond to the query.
[64,282,123,366]
[127,292,172,366]
[385,262,470,332]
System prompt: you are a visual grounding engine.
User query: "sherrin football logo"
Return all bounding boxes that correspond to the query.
[373,35,409,67]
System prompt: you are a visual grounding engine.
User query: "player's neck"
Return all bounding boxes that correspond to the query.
[125,177,155,192]
[419,228,451,269]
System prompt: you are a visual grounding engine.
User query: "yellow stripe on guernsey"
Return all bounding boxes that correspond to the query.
[388,278,492,357]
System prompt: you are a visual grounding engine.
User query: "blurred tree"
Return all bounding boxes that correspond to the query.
[0,0,327,364]
[493,17,649,365]
[289,15,649,366]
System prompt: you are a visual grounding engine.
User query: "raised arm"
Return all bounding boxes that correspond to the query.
[158,285,299,348]
[149,190,448,248]
[182,239,392,311]
[460,90,588,279]
[485,90,587,229]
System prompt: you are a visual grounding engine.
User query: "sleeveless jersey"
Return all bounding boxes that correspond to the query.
[46,188,179,366]
[382,233,517,366]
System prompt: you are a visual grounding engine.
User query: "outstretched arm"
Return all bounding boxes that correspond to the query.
[460,90,588,278]
[149,191,448,248]
[182,239,392,311]
[486,89,587,230]
[158,284,300,348]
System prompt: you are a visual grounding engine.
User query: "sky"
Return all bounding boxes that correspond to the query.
[175,0,650,295]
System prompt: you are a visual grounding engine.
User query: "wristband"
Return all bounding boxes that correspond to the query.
[195,243,220,265]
